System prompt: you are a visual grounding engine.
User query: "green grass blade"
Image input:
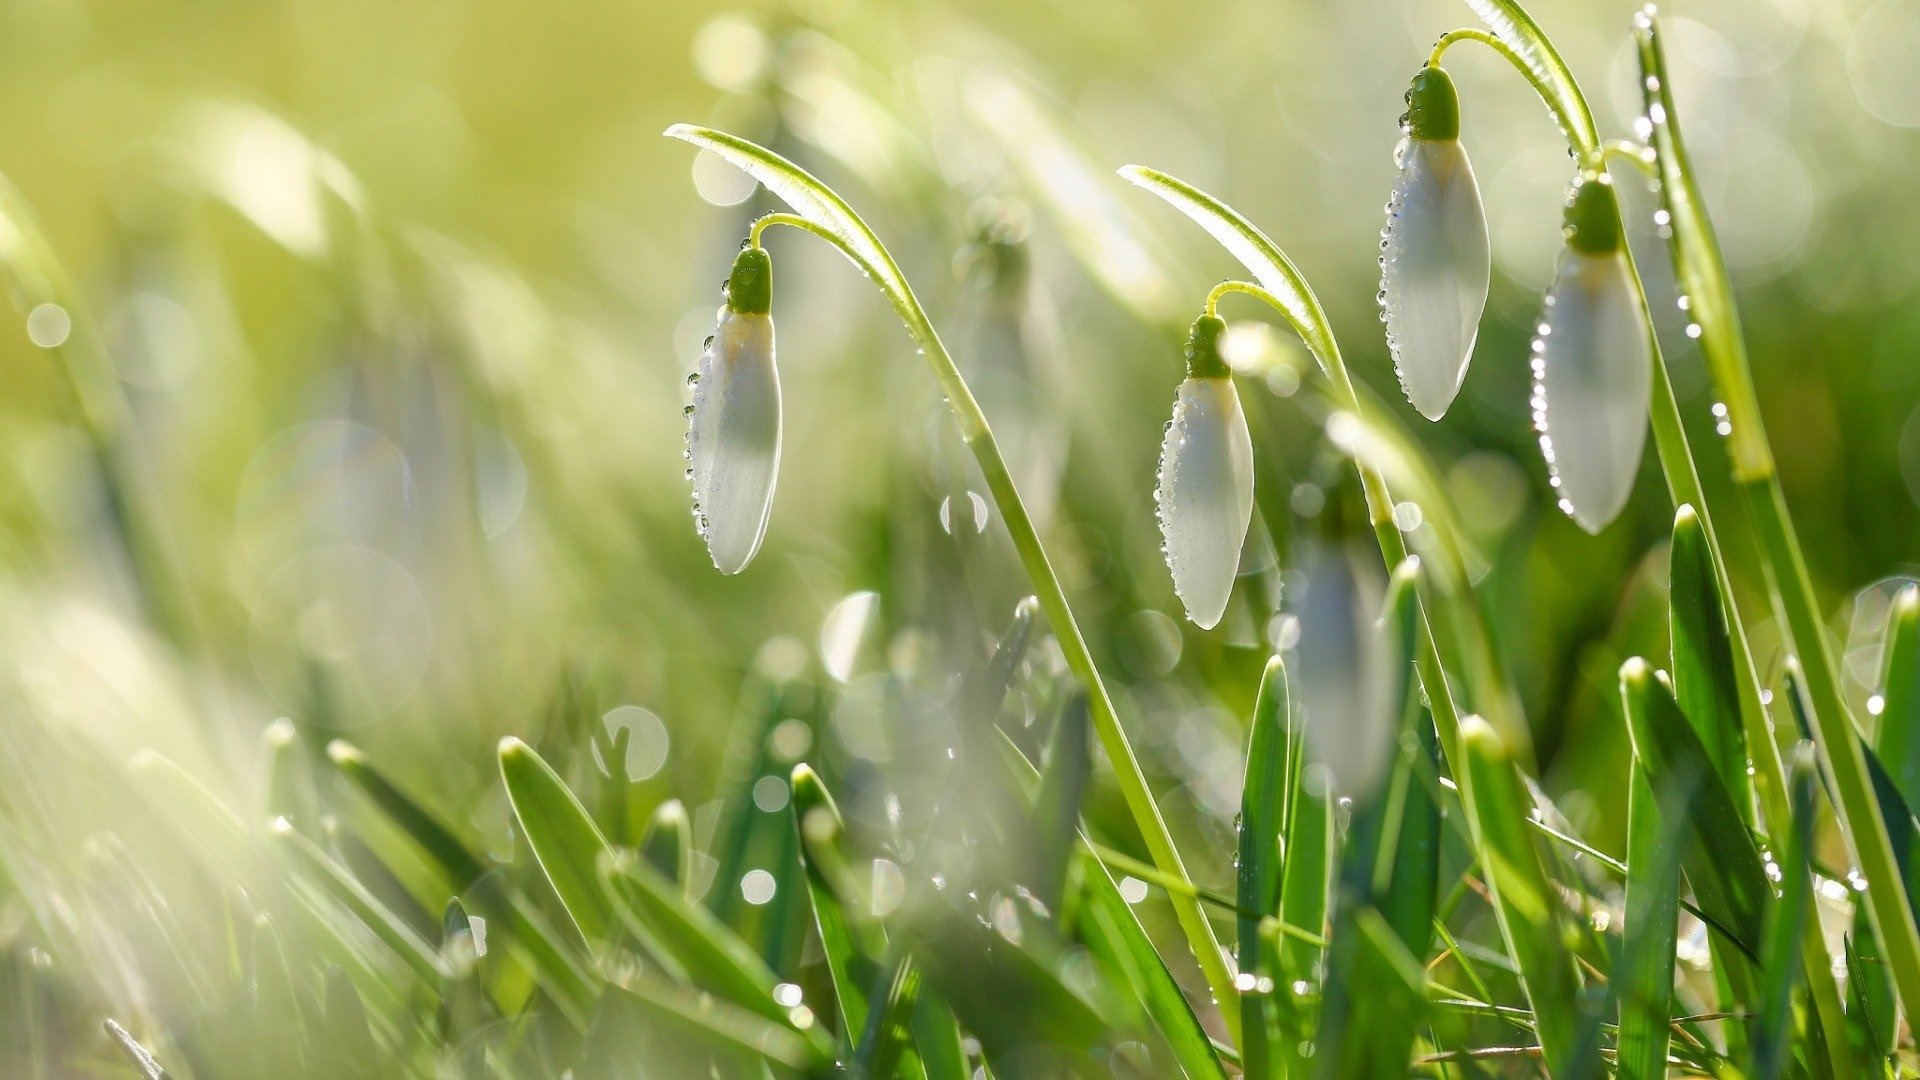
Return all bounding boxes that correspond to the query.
[1235,655,1289,1078]
[272,817,449,985]
[851,952,920,1080]
[1753,745,1818,1080]
[599,847,833,1060]
[1077,853,1227,1080]
[791,763,880,1048]
[1845,928,1894,1066]
[1876,585,1920,810]
[326,739,594,1017]
[1325,908,1426,1079]
[498,737,619,946]
[1028,695,1090,913]
[603,976,831,1075]
[1670,504,1752,815]
[1618,659,1767,963]
[1616,761,1680,1080]
[910,992,968,1080]
[1454,714,1584,1073]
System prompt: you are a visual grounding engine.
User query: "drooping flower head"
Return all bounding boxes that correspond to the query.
[1532,177,1652,533]
[687,245,782,573]
[1156,314,1255,630]
[1380,66,1491,422]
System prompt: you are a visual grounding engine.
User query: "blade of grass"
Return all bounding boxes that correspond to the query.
[1235,655,1290,1079]
[271,818,448,986]
[1616,761,1680,1080]
[325,739,594,1018]
[599,847,833,1060]
[1877,586,1920,810]
[1752,745,1818,1080]
[1325,908,1427,1078]
[791,763,881,1050]
[1454,714,1584,1073]
[1670,505,1752,813]
[1618,660,1767,966]
[1028,695,1091,913]
[602,975,830,1075]
[497,737,618,947]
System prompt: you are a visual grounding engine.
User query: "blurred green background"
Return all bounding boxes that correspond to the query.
[0,0,1916,1068]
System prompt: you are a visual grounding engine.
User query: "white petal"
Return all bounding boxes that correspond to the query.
[1155,377,1254,629]
[1380,137,1490,421]
[688,309,781,573]
[1534,250,1652,533]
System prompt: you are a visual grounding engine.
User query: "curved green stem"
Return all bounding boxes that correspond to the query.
[749,212,829,251]
[667,127,1239,1037]
[1427,27,1599,162]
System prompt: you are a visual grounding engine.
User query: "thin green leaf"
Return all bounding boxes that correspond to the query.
[271,817,448,985]
[791,763,880,1049]
[1616,762,1680,1080]
[325,738,594,1018]
[1670,504,1752,814]
[1454,714,1584,1073]
[852,951,920,1080]
[602,975,830,1075]
[1752,745,1818,1080]
[1632,12,1768,482]
[598,848,831,1059]
[910,992,968,1080]
[1324,908,1426,1079]
[1077,854,1227,1080]
[1235,655,1290,1079]
[497,736,618,946]
[1618,659,1767,964]
[1876,585,1920,810]
[1028,695,1091,912]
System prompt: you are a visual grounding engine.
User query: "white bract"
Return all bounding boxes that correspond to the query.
[1381,136,1490,421]
[688,301,782,574]
[1380,65,1489,423]
[1156,367,1254,631]
[1533,246,1651,533]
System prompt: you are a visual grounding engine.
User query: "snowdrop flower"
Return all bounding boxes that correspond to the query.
[1380,66,1490,422]
[1155,314,1254,630]
[687,246,781,573]
[1532,178,1651,533]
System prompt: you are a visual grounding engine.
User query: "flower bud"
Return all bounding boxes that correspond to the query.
[1155,315,1254,630]
[686,246,781,574]
[1380,66,1490,422]
[1532,178,1650,533]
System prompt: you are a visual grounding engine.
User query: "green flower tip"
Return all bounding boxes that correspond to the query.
[1405,67,1460,142]
[1564,178,1623,255]
[727,246,773,315]
[1184,313,1230,379]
